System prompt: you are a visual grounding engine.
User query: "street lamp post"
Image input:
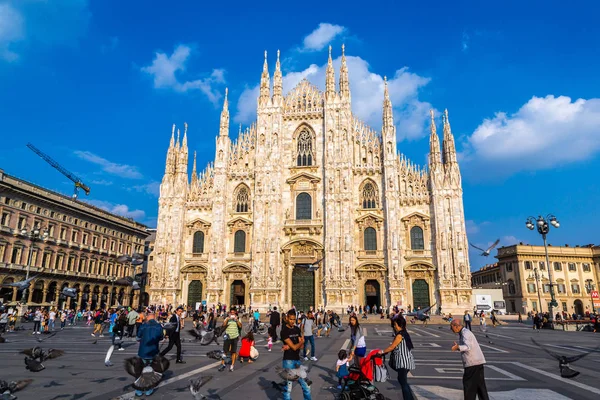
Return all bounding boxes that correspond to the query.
[526,214,560,325]
[528,268,545,314]
[585,279,596,315]
[20,224,49,311]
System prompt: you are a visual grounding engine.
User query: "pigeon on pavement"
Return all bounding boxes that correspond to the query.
[0,379,33,400]
[189,376,213,399]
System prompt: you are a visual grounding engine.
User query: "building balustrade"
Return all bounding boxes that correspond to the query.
[357,249,384,259]
[403,249,432,260]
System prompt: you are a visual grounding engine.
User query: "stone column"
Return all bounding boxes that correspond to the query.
[11,288,18,302]
[27,288,34,303]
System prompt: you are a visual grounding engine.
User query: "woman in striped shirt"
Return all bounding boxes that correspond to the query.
[378,315,415,400]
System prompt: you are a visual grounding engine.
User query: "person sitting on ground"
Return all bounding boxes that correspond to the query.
[238,331,257,363]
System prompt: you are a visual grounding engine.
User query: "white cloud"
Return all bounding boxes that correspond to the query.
[90,179,113,186]
[74,150,143,179]
[302,23,346,51]
[462,31,469,52]
[500,235,520,246]
[0,3,24,62]
[234,54,434,140]
[141,44,226,105]
[130,181,160,197]
[85,200,146,220]
[463,95,600,175]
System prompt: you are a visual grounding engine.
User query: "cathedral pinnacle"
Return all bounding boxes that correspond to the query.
[442,109,457,164]
[259,50,270,106]
[191,150,198,186]
[182,122,188,149]
[382,76,393,128]
[429,110,442,167]
[176,128,180,150]
[339,44,350,100]
[219,88,230,136]
[326,45,336,100]
[273,49,283,102]
[169,124,175,148]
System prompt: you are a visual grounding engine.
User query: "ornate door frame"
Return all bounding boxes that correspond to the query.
[180,265,208,307]
[404,262,436,311]
[222,264,251,306]
[356,263,387,308]
[281,239,324,310]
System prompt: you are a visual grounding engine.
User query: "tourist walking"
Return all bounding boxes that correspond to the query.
[464,311,472,331]
[379,315,415,399]
[301,310,317,361]
[450,319,490,400]
[218,307,242,372]
[135,309,164,397]
[336,349,353,390]
[269,306,280,343]
[104,309,126,367]
[159,306,185,364]
[281,309,311,400]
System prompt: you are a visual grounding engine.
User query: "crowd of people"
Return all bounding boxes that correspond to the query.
[2,300,598,399]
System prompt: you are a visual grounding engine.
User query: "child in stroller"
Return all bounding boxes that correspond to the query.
[340,349,385,399]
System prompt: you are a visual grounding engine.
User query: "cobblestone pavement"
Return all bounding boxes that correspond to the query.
[0,319,598,399]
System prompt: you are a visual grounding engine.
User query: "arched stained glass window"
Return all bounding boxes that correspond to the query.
[296,193,312,220]
[296,130,313,166]
[361,182,378,209]
[234,230,246,253]
[364,227,377,251]
[193,231,204,254]
[235,186,249,213]
[410,226,424,250]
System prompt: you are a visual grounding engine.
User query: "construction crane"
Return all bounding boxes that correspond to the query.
[26,143,91,199]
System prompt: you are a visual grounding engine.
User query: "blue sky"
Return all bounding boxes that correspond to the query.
[1,0,599,270]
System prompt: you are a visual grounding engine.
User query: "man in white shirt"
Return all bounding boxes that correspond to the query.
[450,319,489,400]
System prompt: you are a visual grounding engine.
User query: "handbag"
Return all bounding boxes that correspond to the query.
[250,345,259,359]
[374,357,389,382]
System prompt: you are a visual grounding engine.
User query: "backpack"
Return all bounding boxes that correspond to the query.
[374,358,389,382]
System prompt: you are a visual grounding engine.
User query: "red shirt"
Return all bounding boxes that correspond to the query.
[239,338,254,357]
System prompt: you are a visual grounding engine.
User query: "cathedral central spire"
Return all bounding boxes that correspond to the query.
[326,45,336,100]
[259,50,270,106]
[339,44,350,100]
[382,76,394,128]
[219,88,229,136]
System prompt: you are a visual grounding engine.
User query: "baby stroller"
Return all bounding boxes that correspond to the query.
[340,349,385,400]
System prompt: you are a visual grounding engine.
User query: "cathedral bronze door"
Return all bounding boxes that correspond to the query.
[187,280,203,308]
[412,279,430,310]
[292,266,314,312]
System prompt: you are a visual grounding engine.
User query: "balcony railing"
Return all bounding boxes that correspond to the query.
[357,250,384,259]
[404,249,432,259]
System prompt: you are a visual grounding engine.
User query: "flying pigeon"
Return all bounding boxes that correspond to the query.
[114,277,141,291]
[189,376,213,400]
[116,253,145,266]
[1,276,39,292]
[36,332,57,343]
[124,355,170,391]
[0,379,33,400]
[60,288,77,299]
[22,347,64,372]
[469,239,500,257]
[531,338,599,378]
[188,326,221,346]
[405,304,436,324]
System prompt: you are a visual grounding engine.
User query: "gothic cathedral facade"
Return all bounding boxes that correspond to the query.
[149,47,473,314]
